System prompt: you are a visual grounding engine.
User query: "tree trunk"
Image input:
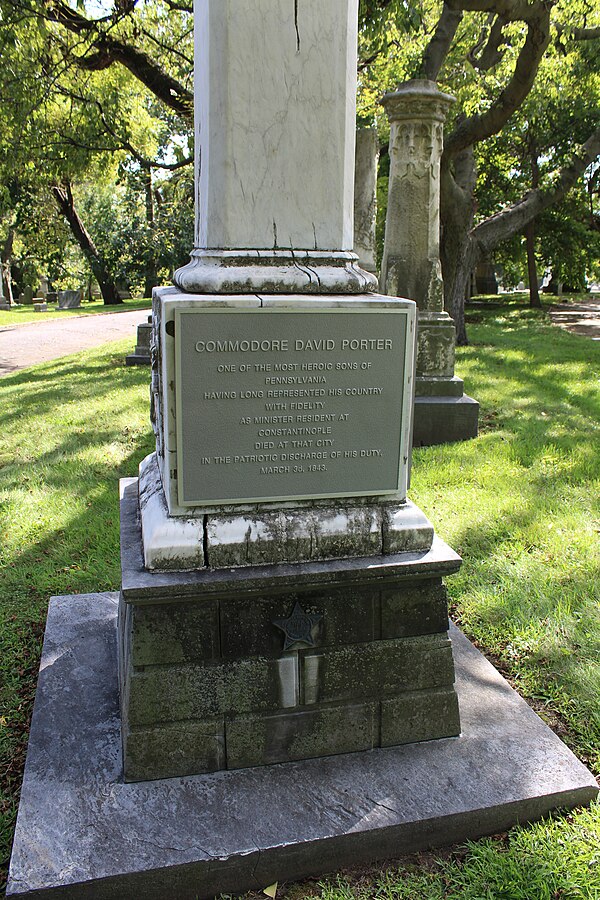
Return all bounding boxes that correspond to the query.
[524,220,541,308]
[1,229,15,304]
[52,183,122,305]
[440,146,478,345]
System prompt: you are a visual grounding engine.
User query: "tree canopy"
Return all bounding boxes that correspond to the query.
[0,0,598,330]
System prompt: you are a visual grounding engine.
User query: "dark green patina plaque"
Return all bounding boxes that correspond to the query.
[174,308,411,506]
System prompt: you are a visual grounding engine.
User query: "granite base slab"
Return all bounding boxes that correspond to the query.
[413,394,479,446]
[7,592,597,900]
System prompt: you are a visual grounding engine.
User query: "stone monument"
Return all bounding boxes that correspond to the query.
[354,127,379,275]
[0,274,9,310]
[125,315,152,366]
[7,5,597,899]
[57,289,82,309]
[380,79,479,446]
[121,0,460,781]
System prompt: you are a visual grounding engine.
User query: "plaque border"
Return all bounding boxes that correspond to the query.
[174,307,414,507]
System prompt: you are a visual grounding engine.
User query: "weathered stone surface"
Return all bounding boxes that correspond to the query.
[8,593,597,900]
[124,655,291,726]
[381,688,461,746]
[136,459,434,570]
[302,635,456,705]
[382,501,434,554]
[226,702,379,769]
[220,587,380,659]
[174,0,376,294]
[380,79,479,444]
[380,580,448,638]
[121,476,462,603]
[33,302,48,313]
[416,313,456,379]
[124,598,220,667]
[122,719,225,782]
[380,82,454,314]
[354,127,379,275]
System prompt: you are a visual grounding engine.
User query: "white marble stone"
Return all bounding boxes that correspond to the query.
[380,80,454,314]
[354,128,379,275]
[174,0,376,294]
[195,0,356,251]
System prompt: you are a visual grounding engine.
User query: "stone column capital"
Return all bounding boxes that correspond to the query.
[381,79,455,124]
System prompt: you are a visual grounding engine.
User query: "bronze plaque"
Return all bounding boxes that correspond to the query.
[174,308,411,506]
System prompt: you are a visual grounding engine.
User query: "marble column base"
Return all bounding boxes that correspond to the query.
[173,249,377,295]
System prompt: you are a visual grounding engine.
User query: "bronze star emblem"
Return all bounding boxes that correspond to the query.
[272,602,322,651]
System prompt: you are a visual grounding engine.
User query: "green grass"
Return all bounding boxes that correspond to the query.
[0,296,151,327]
[1,301,599,896]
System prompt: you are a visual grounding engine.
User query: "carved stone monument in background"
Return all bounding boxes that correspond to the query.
[381,79,479,445]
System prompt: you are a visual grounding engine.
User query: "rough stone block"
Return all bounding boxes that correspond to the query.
[123,719,225,782]
[381,580,448,638]
[219,587,380,659]
[381,688,461,746]
[126,599,220,666]
[382,502,434,554]
[413,395,479,447]
[125,656,293,726]
[225,702,379,769]
[302,635,455,705]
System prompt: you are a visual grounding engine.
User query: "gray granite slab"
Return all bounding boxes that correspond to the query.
[7,592,598,900]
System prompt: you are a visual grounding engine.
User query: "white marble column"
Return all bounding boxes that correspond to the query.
[174,0,376,295]
[380,80,456,380]
[353,127,379,275]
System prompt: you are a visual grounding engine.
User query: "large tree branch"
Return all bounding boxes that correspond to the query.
[444,3,551,157]
[44,1,193,118]
[554,24,600,41]
[471,126,600,253]
[421,4,463,80]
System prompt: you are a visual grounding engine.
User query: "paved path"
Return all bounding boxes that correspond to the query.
[1,298,598,379]
[0,309,149,377]
[548,295,600,340]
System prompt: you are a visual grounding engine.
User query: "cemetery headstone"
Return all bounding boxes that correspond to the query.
[21,286,34,306]
[57,289,81,309]
[121,0,459,782]
[0,276,9,310]
[33,302,48,313]
[125,316,152,366]
[380,79,479,446]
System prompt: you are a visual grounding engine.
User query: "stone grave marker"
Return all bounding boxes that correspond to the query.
[57,289,81,309]
[381,80,479,445]
[125,315,152,366]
